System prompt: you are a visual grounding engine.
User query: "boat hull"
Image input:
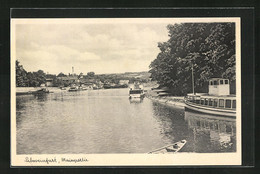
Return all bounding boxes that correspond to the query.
[68,89,78,92]
[129,94,144,98]
[148,140,187,154]
[185,101,236,117]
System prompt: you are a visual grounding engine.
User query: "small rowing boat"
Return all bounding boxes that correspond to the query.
[148,140,187,154]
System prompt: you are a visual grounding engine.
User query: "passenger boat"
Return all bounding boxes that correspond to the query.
[129,83,145,98]
[185,78,236,117]
[148,140,187,154]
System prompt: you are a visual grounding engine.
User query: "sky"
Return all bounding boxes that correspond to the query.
[13,19,172,75]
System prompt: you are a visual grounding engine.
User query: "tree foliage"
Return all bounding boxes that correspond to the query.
[87,72,95,78]
[57,72,67,77]
[16,60,28,87]
[149,23,236,95]
[16,60,46,87]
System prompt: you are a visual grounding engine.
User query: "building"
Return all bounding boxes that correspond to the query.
[57,76,79,85]
[119,80,129,85]
[46,78,53,87]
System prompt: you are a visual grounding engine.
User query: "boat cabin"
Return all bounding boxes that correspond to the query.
[209,78,230,96]
[185,78,236,112]
[129,83,144,98]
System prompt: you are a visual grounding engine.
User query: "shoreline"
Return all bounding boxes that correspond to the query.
[145,90,185,109]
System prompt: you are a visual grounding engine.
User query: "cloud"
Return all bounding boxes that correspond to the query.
[14,21,170,74]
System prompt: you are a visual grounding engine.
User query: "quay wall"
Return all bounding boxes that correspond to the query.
[145,90,185,109]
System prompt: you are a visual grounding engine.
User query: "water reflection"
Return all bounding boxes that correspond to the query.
[33,93,48,101]
[129,97,144,104]
[16,88,236,154]
[150,101,236,153]
[16,95,36,129]
[151,102,188,144]
[184,111,236,152]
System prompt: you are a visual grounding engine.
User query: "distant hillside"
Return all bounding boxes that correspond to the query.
[98,71,151,80]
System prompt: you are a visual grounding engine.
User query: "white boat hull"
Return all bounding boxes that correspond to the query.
[185,101,236,117]
[129,94,144,98]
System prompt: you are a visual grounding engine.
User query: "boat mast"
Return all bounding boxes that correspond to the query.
[191,63,195,94]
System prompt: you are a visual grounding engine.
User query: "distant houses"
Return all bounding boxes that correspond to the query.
[57,76,79,84]
[80,78,104,89]
[46,78,53,87]
[40,71,149,88]
[119,80,129,85]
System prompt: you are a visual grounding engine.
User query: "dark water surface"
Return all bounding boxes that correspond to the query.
[16,88,236,154]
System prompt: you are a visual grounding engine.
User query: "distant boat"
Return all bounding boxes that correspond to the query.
[81,87,88,90]
[79,85,88,90]
[148,140,187,154]
[129,83,145,98]
[93,86,99,90]
[68,85,79,92]
[185,78,236,117]
[60,86,66,90]
[17,86,50,96]
[16,91,33,96]
[32,88,49,95]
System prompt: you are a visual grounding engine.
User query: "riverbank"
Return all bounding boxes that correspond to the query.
[146,90,185,108]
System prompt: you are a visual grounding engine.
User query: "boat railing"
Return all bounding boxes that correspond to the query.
[185,96,236,110]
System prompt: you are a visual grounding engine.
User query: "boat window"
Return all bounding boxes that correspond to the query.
[219,99,224,108]
[205,99,208,105]
[209,99,213,106]
[196,99,200,104]
[220,80,223,85]
[232,100,236,109]
[225,80,229,84]
[225,99,231,108]
[201,99,204,105]
[210,81,213,85]
[213,99,218,107]
[189,96,194,102]
[213,80,218,85]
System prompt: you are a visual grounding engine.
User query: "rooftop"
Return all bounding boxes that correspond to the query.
[209,78,229,80]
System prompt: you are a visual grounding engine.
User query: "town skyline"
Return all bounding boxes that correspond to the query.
[16,60,151,76]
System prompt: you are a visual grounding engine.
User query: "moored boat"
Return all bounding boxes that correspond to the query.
[68,84,79,92]
[60,86,66,90]
[16,91,33,96]
[129,83,145,98]
[148,140,187,154]
[185,78,236,117]
[79,85,88,90]
[32,88,50,95]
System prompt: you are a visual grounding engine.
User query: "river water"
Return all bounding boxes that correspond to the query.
[16,88,236,154]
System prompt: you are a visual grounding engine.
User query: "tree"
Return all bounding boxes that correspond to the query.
[16,60,28,87]
[87,72,95,78]
[149,23,236,95]
[57,72,67,77]
[35,70,46,86]
[16,60,49,87]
